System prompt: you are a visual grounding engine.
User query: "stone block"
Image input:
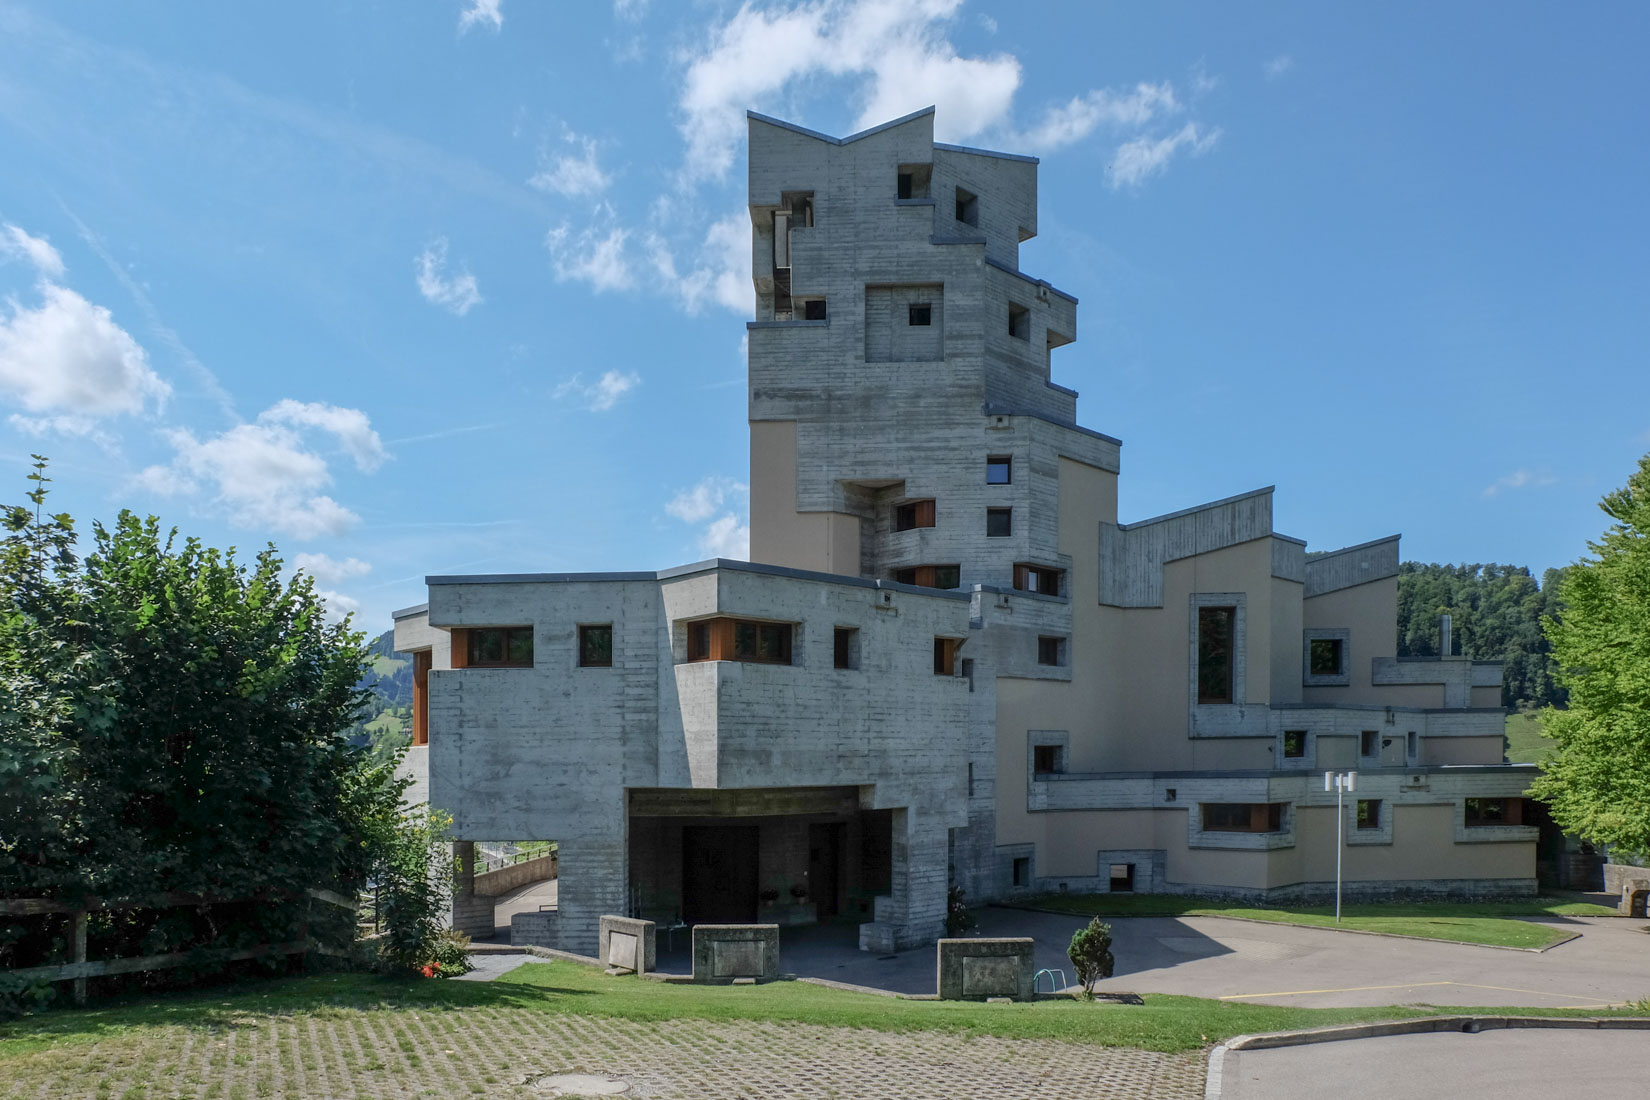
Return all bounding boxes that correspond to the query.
[858,921,896,954]
[690,924,780,984]
[598,915,656,973]
[1604,864,1650,916]
[511,911,558,948]
[936,937,1034,1001]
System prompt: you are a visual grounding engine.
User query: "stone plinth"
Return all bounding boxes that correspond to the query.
[936,938,1035,1002]
[691,924,780,984]
[598,915,656,973]
[511,911,558,948]
[1603,863,1650,916]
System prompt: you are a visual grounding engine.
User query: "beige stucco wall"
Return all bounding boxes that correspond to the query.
[749,419,861,575]
[1271,576,1304,706]
[1302,577,1404,705]
[1291,804,1532,882]
[1423,736,1507,765]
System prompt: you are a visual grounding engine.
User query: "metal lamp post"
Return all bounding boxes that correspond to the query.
[1324,770,1357,922]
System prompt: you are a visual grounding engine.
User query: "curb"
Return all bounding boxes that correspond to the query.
[1205,1015,1650,1100]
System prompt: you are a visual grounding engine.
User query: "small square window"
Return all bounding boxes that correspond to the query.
[1309,637,1344,676]
[802,299,827,321]
[1037,636,1065,667]
[833,626,858,670]
[1008,302,1030,340]
[986,455,1012,484]
[1356,799,1382,830]
[1282,730,1306,758]
[1360,730,1380,757]
[908,303,931,326]
[578,624,613,668]
[986,507,1012,538]
[1011,856,1030,887]
[1033,744,1063,774]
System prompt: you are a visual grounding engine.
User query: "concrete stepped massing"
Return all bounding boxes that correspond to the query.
[393,108,1536,955]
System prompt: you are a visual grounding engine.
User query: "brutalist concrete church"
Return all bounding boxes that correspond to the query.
[393,108,1536,956]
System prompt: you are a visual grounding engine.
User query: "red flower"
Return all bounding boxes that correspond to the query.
[421,965,435,977]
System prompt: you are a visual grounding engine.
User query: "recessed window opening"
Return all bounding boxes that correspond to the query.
[1197,606,1236,703]
[1356,799,1382,831]
[895,565,960,590]
[1282,730,1307,759]
[802,298,827,321]
[986,455,1012,484]
[1014,563,1063,596]
[1008,302,1030,340]
[1309,637,1345,676]
[1201,802,1286,833]
[893,499,936,531]
[954,186,979,227]
[833,626,859,670]
[961,657,974,692]
[1465,797,1523,826]
[1109,864,1135,892]
[1360,730,1380,758]
[467,626,534,668]
[934,636,962,676]
[908,303,932,326]
[786,191,814,226]
[685,618,793,664]
[1037,635,1066,667]
[897,163,931,199]
[967,761,975,796]
[1407,731,1418,759]
[1011,856,1030,887]
[1032,744,1064,775]
[897,172,913,199]
[986,507,1012,538]
[578,624,613,668]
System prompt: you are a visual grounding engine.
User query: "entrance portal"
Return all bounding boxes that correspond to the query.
[808,822,845,918]
[682,825,758,923]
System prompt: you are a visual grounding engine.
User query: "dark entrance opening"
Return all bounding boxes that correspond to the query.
[1109,863,1135,892]
[808,823,845,918]
[682,825,758,923]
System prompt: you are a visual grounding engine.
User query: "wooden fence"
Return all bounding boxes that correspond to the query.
[1,887,356,1004]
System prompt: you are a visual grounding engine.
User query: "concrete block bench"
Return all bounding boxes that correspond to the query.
[691,924,780,984]
[936,937,1035,1002]
[598,915,656,974]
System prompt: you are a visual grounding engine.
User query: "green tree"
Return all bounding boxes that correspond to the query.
[1529,454,1650,860]
[1066,917,1115,999]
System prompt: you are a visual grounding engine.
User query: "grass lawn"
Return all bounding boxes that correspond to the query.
[1011,894,1618,950]
[1506,710,1550,764]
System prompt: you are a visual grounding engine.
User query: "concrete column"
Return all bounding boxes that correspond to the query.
[899,810,949,949]
[450,841,495,938]
[553,832,629,957]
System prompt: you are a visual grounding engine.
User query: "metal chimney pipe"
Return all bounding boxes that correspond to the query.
[1440,613,1453,658]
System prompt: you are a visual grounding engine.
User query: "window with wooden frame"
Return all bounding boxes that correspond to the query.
[1465,797,1524,827]
[933,636,962,676]
[684,618,794,665]
[833,626,858,670]
[462,626,534,668]
[1196,606,1236,703]
[895,565,961,590]
[411,650,431,746]
[1032,744,1064,775]
[986,455,1012,484]
[893,499,936,531]
[1356,799,1382,830]
[986,507,1012,538]
[1282,730,1307,759]
[1037,635,1065,667]
[578,624,613,668]
[1013,563,1063,597]
[1200,802,1285,833]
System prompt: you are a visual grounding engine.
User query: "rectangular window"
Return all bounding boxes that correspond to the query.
[896,565,961,590]
[578,624,613,668]
[1465,797,1524,826]
[1011,856,1030,887]
[1109,864,1135,892]
[833,626,858,670]
[908,303,931,326]
[1013,563,1063,597]
[685,618,793,664]
[1008,302,1030,340]
[986,455,1012,484]
[986,507,1012,537]
[1360,730,1380,757]
[1033,744,1064,775]
[1201,802,1286,833]
[1356,799,1382,831]
[802,299,827,321]
[1196,606,1236,703]
[1037,636,1065,667]
[893,499,936,531]
[954,186,978,227]
[687,621,711,661]
[897,172,913,200]
[1309,637,1344,676]
[1283,730,1307,759]
[1407,731,1418,759]
[467,626,534,668]
[934,636,961,676]
[967,761,975,797]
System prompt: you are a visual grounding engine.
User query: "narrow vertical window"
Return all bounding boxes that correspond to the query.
[954,187,978,227]
[1282,730,1306,759]
[1008,302,1030,340]
[833,626,858,670]
[1196,606,1235,703]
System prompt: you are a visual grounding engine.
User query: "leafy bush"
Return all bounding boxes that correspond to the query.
[1067,916,1115,999]
[373,806,469,977]
[945,885,976,936]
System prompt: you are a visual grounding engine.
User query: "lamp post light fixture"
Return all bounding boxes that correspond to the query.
[1324,770,1357,922]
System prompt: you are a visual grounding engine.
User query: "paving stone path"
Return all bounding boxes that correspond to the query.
[1,996,1206,1099]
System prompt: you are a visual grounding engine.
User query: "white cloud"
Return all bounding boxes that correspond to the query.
[613,0,648,21]
[136,400,385,540]
[667,476,749,559]
[1264,54,1293,80]
[0,282,169,419]
[1,224,65,279]
[415,237,483,316]
[546,207,635,293]
[647,211,752,315]
[1021,82,1180,151]
[529,132,612,197]
[677,0,1023,181]
[553,369,640,412]
[458,0,503,33]
[1483,470,1557,498]
[292,552,372,585]
[1107,122,1221,189]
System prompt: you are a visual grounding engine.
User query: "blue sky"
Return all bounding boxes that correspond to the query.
[1,1,1644,633]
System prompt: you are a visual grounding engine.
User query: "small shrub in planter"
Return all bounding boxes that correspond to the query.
[945,885,976,936]
[1067,917,1114,999]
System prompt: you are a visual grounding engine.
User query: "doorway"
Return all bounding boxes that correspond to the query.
[681,826,758,923]
[808,823,845,918]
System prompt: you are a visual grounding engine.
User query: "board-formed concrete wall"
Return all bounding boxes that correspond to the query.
[691,924,780,984]
[936,938,1035,1001]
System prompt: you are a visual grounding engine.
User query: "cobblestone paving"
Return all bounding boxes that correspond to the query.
[0,1006,1207,1099]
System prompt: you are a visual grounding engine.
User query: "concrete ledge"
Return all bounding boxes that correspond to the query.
[598,915,655,974]
[936,937,1035,1001]
[1225,1014,1650,1052]
[691,924,780,984]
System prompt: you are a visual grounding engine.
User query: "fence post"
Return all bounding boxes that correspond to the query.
[71,911,88,1006]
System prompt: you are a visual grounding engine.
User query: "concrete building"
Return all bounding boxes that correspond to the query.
[392,108,1536,956]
